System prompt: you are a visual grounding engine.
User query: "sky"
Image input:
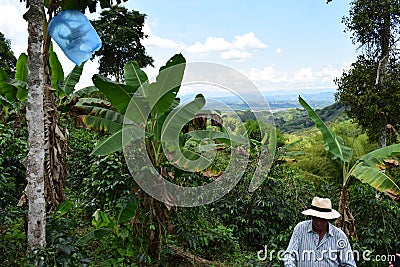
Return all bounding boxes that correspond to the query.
[0,0,356,96]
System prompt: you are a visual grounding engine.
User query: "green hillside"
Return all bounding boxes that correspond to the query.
[274,101,347,133]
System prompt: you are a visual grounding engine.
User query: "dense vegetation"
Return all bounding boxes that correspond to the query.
[1,111,400,266]
[2,0,400,266]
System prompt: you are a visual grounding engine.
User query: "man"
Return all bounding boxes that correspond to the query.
[283,197,357,266]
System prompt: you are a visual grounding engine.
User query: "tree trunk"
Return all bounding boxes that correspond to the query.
[24,0,46,252]
[376,0,390,148]
[336,184,357,238]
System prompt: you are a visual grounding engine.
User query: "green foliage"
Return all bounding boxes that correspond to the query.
[0,32,17,77]
[335,55,400,142]
[0,214,29,266]
[76,196,152,266]
[42,0,128,13]
[348,183,400,267]
[91,6,153,81]
[212,166,321,250]
[300,96,351,163]
[300,96,400,195]
[342,0,400,57]
[0,122,27,209]
[274,102,346,133]
[170,206,240,262]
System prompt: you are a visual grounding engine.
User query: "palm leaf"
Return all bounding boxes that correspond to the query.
[299,96,351,162]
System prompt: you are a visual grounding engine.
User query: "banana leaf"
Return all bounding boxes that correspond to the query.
[357,143,400,168]
[350,164,400,196]
[299,96,351,162]
[63,63,84,96]
[74,86,99,98]
[124,60,148,89]
[15,53,28,83]
[91,125,143,156]
[147,54,185,117]
[49,45,64,91]
[93,74,136,114]
[161,94,205,146]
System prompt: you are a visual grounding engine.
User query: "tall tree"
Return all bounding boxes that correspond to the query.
[91,5,154,82]
[0,32,17,77]
[24,0,46,252]
[333,0,400,147]
[21,0,129,255]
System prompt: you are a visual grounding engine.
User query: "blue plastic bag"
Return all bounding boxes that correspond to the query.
[48,10,102,66]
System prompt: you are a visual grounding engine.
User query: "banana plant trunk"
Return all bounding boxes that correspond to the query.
[43,85,67,210]
[336,184,357,238]
[41,10,68,211]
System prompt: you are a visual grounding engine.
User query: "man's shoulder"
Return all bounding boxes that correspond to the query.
[294,220,311,230]
[328,222,348,238]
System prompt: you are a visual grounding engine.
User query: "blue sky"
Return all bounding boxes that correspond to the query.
[1,0,356,95]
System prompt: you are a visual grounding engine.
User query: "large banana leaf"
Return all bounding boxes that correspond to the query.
[78,106,125,133]
[49,44,64,91]
[0,69,13,102]
[357,143,400,168]
[347,143,400,197]
[15,53,28,83]
[91,125,143,156]
[161,94,209,170]
[14,53,28,101]
[93,74,137,114]
[63,63,84,96]
[186,130,248,146]
[74,86,99,98]
[147,54,185,117]
[124,61,148,89]
[299,96,351,163]
[161,94,205,145]
[349,164,400,196]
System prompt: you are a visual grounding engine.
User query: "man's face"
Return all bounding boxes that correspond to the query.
[312,216,328,231]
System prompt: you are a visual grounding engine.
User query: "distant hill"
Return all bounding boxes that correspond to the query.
[274,101,347,133]
[178,89,336,111]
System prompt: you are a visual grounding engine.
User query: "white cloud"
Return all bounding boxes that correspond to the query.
[142,24,183,49]
[250,66,275,81]
[292,67,314,83]
[0,0,28,56]
[220,50,252,61]
[0,1,27,37]
[249,64,350,91]
[143,24,266,62]
[275,48,282,54]
[233,32,267,50]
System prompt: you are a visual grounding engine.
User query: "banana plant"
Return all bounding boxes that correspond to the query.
[299,95,400,237]
[78,54,250,259]
[79,54,242,161]
[0,46,97,117]
[0,53,28,118]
